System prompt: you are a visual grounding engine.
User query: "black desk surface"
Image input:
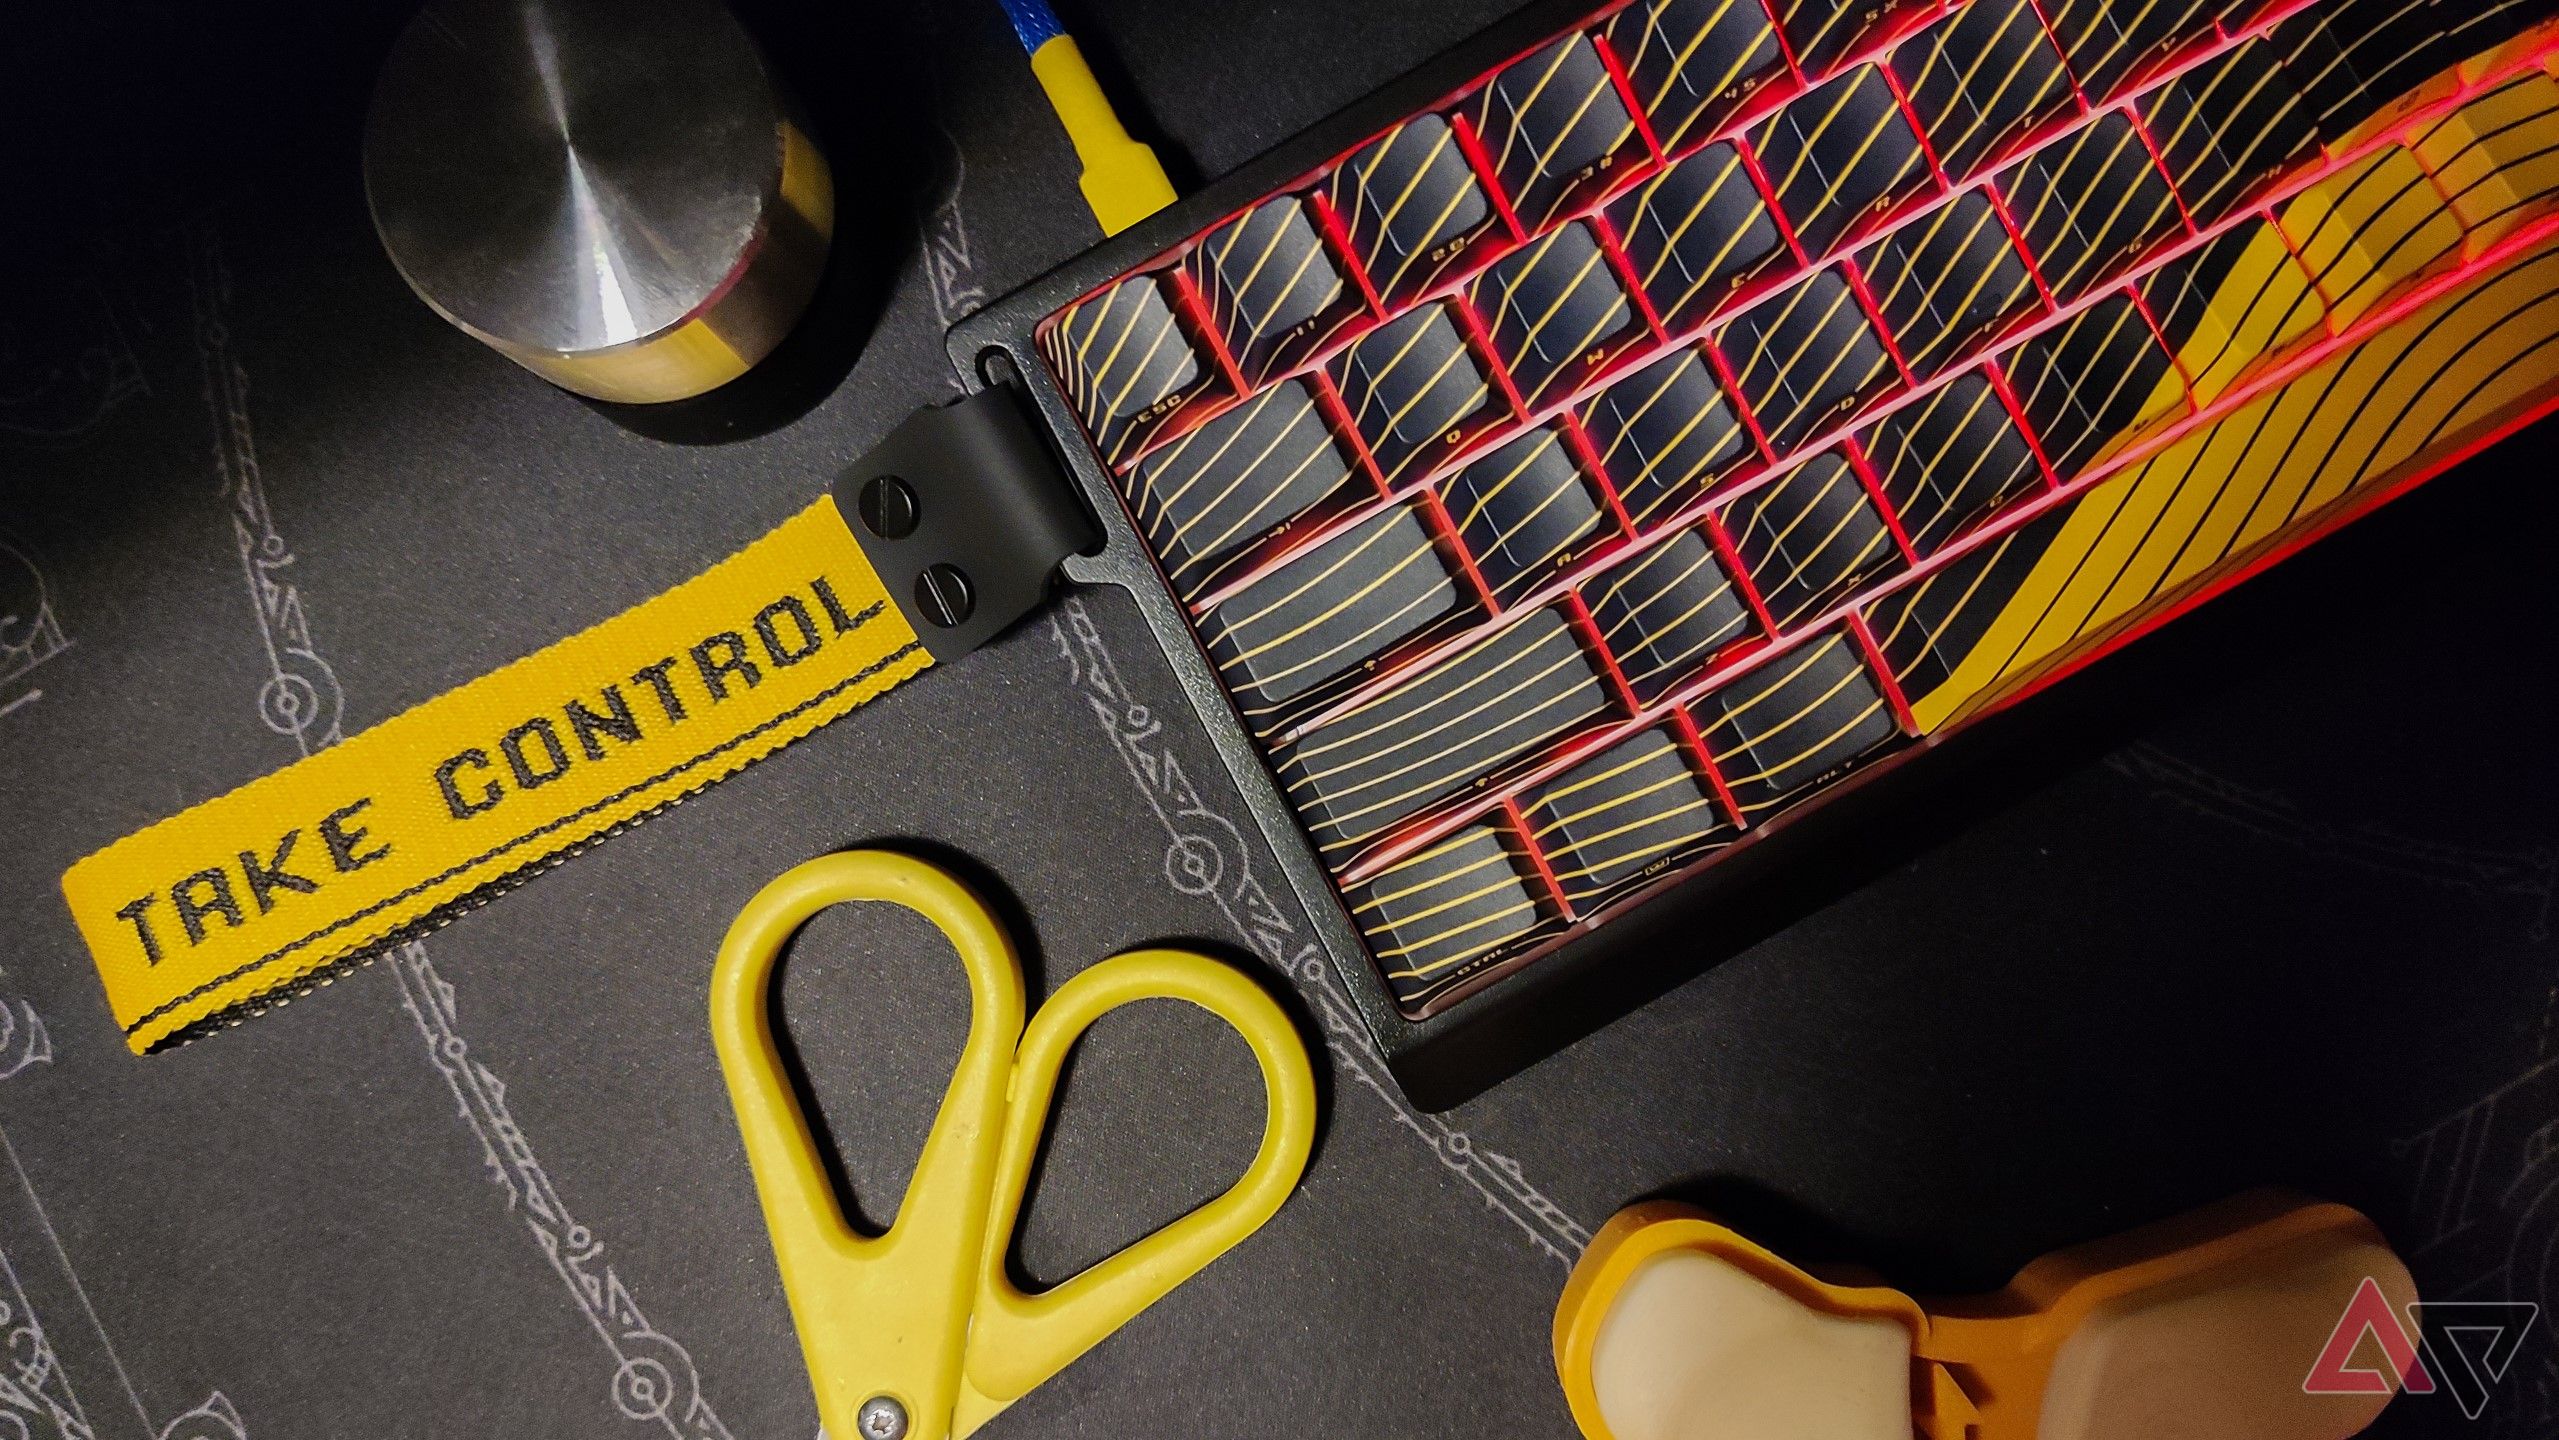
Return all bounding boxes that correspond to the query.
[3,4,2556,1437]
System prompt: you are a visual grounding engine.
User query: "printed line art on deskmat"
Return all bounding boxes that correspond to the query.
[0,1120,249,1440]
[923,119,990,336]
[2396,1051,2559,1437]
[190,226,737,1440]
[393,944,739,1440]
[0,533,71,722]
[2109,744,2559,940]
[0,276,151,448]
[0,982,48,1083]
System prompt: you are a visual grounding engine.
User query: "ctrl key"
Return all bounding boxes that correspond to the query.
[1348,824,1549,1012]
[1041,271,1222,467]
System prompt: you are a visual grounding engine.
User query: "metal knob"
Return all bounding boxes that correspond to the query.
[363,0,832,404]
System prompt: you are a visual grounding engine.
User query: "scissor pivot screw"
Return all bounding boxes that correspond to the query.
[856,1395,908,1440]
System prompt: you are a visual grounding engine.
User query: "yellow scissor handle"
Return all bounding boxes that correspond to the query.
[953,947,1319,1437]
[708,851,1028,1440]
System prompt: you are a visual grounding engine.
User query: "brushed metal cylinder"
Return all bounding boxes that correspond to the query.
[363,0,833,404]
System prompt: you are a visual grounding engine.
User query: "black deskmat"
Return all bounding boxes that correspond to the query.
[1,1,2556,1437]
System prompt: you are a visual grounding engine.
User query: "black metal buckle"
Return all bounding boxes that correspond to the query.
[832,382,1095,662]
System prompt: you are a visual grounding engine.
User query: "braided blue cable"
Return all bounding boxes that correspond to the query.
[996,0,1065,53]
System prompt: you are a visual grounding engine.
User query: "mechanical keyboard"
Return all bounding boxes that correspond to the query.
[959,0,2559,1104]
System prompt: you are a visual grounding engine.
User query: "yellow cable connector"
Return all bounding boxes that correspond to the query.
[1028,34,1177,235]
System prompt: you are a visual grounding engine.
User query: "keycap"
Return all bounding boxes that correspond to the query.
[1997,292,2186,476]
[2274,0,2457,144]
[1607,141,1794,332]
[1860,506,2068,721]
[2039,0,2219,100]
[1858,373,2045,555]
[2214,0,2305,28]
[1997,111,2189,300]
[2138,39,2322,225]
[1581,526,1759,699]
[2441,0,2559,63]
[1348,824,1547,1010]
[1184,194,1367,386]
[1469,221,1643,409]
[1891,0,2080,181]
[1769,0,1939,79]
[2276,146,2466,329]
[2135,221,2325,405]
[1198,503,1465,715]
[1722,450,1903,630]
[1438,428,1612,606]
[2409,71,2559,248]
[1129,378,1363,597]
[1326,113,1502,305]
[1605,0,1792,154]
[1522,729,1732,908]
[1749,64,1937,257]
[1277,606,1613,856]
[1042,272,1218,466]
[1578,347,1760,527]
[1691,631,1900,818]
[1331,303,1502,487]
[1717,268,1903,454]
[1855,189,2044,376]
[1471,32,1647,231]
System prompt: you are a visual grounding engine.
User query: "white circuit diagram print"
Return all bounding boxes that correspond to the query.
[922,120,988,333]
[2109,744,2559,940]
[391,947,736,1440]
[2396,1054,2559,1435]
[142,1397,246,1440]
[1,553,231,1440]
[2121,739,2559,1433]
[0,984,81,1440]
[0,999,48,1084]
[0,280,150,447]
[0,535,71,720]
[0,1253,102,1440]
[192,246,343,753]
[1050,597,1593,1265]
[0,1126,246,1440]
[189,228,734,1436]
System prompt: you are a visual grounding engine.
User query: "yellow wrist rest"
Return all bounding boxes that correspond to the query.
[1555,1191,2418,1440]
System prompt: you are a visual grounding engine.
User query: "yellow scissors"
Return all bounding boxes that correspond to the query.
[709,850,1318,1440]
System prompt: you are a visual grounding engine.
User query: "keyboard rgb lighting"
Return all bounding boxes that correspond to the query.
[1039,0,2559,1015]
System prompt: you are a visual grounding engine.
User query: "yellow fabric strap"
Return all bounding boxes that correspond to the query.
[64,497,932,1053]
